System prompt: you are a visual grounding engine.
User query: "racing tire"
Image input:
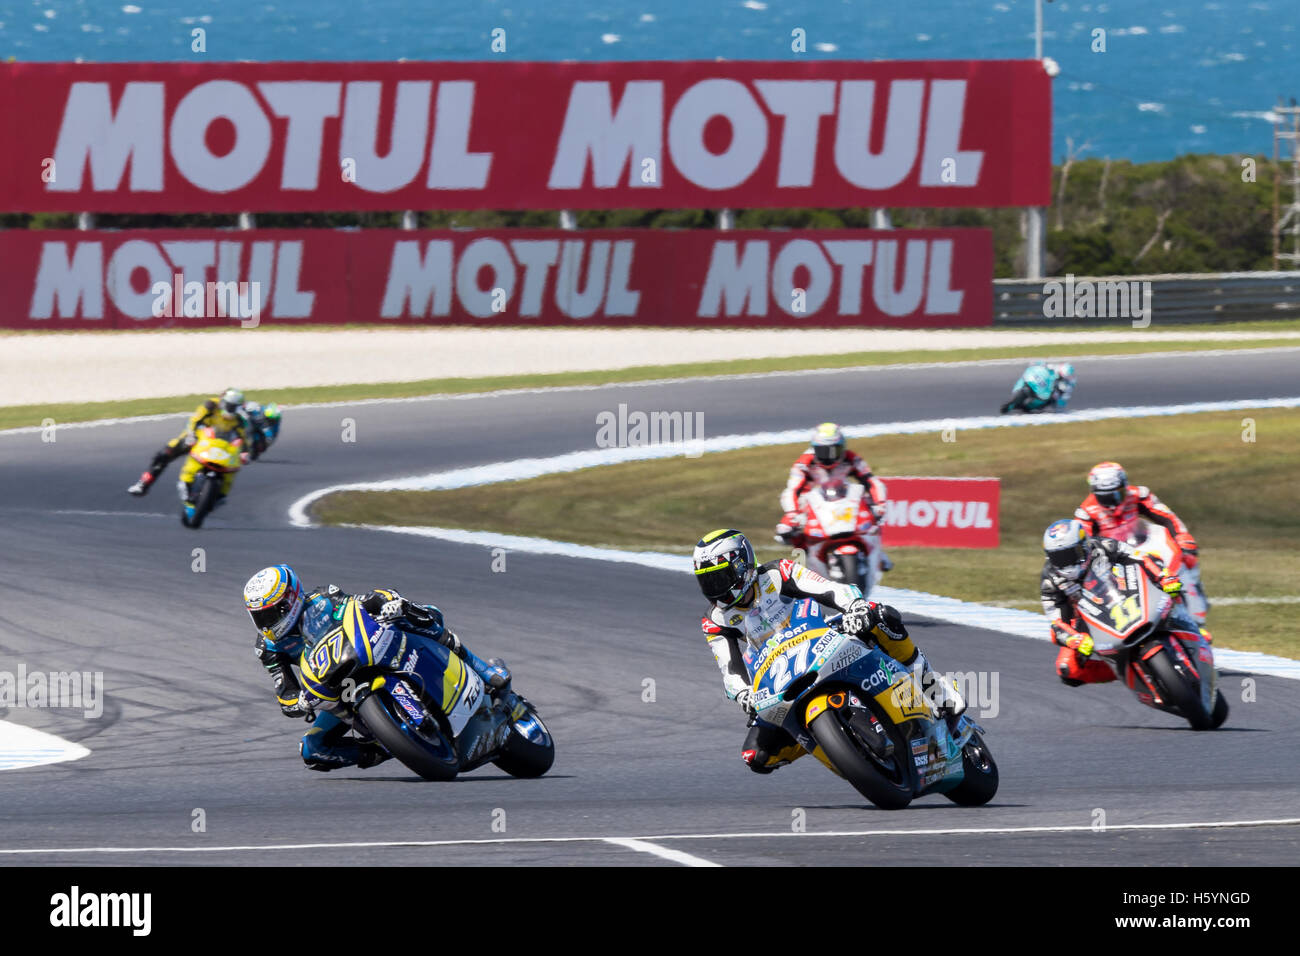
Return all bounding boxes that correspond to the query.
[188,475,219,529]
[1145,646,1214,730]
[808,709,912,810]
[492,703,555,779]
[357,691,461,781]
[1210,691,1229,729]
[943,731,999,806]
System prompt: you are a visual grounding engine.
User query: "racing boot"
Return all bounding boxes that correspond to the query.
[127,471,157,496]
[299,712,363,772]
[911,652,967,737]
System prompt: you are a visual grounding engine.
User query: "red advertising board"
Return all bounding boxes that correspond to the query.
[878,477,1000,548]
[0,60,1051,213]
[0,227,992,329]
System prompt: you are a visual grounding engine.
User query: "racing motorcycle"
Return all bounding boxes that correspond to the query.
[243,401,282,459]
[178,424,244,528]
[297,598,554,781]
[1074,552,1227,730]
[747,602,997,810]
[777,480,884,599]
[999,362,1075,414]
[1111,516,1209,624]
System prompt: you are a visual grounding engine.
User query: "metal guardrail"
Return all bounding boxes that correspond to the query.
[993,271,1300,325]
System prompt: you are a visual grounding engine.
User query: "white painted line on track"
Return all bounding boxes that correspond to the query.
[4,346,1297,438]
[602,837,723,867]
[3,817,1296,856]
[0,720,89,772]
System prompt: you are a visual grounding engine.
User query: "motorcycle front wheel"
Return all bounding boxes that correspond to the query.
[943,731,999,806]
[808,709,912,810]
[492,699,555,778]
[358,691,461,780]
[187,474,219,529]
[1145,646,1215,730]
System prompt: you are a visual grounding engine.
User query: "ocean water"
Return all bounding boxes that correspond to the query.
[0,0,1295,162]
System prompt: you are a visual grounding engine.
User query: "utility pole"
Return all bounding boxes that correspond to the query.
[1273,99,1300,271]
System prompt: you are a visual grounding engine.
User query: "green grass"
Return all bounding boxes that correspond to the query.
[3,333,1298,432]
[315,408,1300,660]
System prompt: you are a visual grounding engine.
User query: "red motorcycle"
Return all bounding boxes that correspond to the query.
[776,479,883,598]
[1075,553,1227,730]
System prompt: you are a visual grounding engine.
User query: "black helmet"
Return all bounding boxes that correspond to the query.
[692,529,758,608]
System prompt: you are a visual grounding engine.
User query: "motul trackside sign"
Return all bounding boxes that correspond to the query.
[877,477,1000,548]
[0,228,992,328]
[0,60,1051,212]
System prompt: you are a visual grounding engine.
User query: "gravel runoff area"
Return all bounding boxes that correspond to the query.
[3,326,1299,406]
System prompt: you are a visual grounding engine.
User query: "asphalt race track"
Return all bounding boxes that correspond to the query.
[2,348,1298,866]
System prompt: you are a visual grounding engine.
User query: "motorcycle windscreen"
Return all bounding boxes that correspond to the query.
[1077,565,1168,645]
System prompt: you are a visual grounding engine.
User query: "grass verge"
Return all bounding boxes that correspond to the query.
[3,334,1298,432]
[315,408,1299,660]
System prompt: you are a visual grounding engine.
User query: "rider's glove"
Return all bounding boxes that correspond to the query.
[1051,619,1092,656]
[375,599,406,623]
[1160,574,1183,595]
[841,598,877,637]
[734,688,757,719]
[279,693,309,719]
[239,451,251,465]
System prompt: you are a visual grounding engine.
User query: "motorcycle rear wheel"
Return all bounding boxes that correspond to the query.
[492,702,555,778]
[943,731,999,806]
[1210,691,1229,729]
[358,691,461,781]
[808,709,912,810]
[1145,647,1214,730]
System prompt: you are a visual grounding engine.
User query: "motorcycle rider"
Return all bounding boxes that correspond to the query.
[1074,461,1205,606]
[128,388,250,496]
[242,565,510,771]
[693,529,964,774]
[1039,518,1192,686]
[999,362,1076,414]
[776,422,894,572]
[241,400,282,460]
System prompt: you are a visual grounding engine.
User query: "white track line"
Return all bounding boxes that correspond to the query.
[2,817,1296,856]
[3,346,1297,438]
[602,837,723,867]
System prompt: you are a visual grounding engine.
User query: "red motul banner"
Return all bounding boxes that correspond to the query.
[0,60,1051,213]
[0,227,992,329]
[878,477,1000,548]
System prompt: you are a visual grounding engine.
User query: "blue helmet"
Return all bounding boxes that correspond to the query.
[1043,519,1089,579]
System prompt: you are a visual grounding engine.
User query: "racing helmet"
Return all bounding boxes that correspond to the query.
[220,388,245,414]
[1088,461,1128,509]
[244,565,306,641]
[811,422,847,466]
[243,400,263,420]
[693,529,758,608]
[262,402,281,423]
[1043,519,1090,580]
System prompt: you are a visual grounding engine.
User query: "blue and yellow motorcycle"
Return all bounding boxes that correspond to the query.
[748,602,997,810]
[298,598,554,781]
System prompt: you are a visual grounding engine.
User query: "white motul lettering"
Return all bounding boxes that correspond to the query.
[932,500,954,527]
[873,239,927,317]
[884,499,909,527]
[258,81,342,190]
[919,81,983,187]
[427,81,492,189]
[509,240,560,317]
[106,240,172,320]
[908,500,935,527]
[697,240,768,317]
[170,81,272,192]
[668,79,766,190]
[834,81,924,189]
[925,239,963,314]
[555,240,609,319]
[548,81,662,189]
[754,80,835,187]
[382,240,453,317]
[340,81,431,192]
[974,502,993,529]
[457,238,515,318]
[48,82,164,193]
[772,239,831,317]
[823,240,873,315]
[30,242,104,319]
[605,240,641,316]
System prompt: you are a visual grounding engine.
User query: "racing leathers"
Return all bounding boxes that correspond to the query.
[1040,537,1201,686]
[255,585,507,771]
[777,449,892,570]
[701,559,962,773]
[129,396,249,496]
